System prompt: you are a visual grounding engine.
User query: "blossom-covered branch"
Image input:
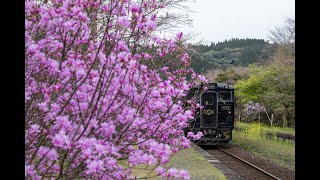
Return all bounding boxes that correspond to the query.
[25,0,206,179]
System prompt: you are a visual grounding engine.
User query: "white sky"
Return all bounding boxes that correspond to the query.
[176,0,295,45]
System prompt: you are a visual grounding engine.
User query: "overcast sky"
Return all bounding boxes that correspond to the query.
[177,0,295,45]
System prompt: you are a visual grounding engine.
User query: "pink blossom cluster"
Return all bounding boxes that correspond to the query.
[156,166,190,179]
[187,131,203,141]
[25,0,206,179]
[244,101,265,115]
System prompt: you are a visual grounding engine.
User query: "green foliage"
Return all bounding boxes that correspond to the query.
[235,52,295,126]
[234,65,268,102]
[244,122,264,140]
[215,69,242,85]
[210,38,267,51]
[234,57,295,127]
[235,122,295,139]
[190,38,275,74]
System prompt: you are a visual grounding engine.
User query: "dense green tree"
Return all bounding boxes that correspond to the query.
[235,62,294,127]
[190,38,275,73]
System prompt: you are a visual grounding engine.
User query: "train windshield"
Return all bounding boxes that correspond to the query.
[203,93,214,105]
[218,91,232,102]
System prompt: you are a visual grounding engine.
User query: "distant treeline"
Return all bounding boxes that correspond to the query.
[190,38,277,73]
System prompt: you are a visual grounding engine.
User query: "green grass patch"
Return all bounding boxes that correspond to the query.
[130,146,227,179]
[234,121,295,143]
[235,121,295,136]
[166,146,227,180]
[232,122,295,171]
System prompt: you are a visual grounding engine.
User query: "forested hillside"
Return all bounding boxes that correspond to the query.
[190,38,276,73]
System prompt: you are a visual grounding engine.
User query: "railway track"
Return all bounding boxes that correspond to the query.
[204,146,282,180]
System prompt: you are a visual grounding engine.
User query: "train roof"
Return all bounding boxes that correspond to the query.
[190,82,234,91]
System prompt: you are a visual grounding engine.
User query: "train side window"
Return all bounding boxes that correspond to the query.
[219,92,232,102]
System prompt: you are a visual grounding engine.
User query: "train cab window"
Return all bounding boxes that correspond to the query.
[218,92,232,102]
[203,93,214,105]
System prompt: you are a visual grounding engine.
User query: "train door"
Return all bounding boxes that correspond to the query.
[200,92,218,128]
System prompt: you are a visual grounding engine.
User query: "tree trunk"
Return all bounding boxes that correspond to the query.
[282,103,289,128]
[283,115,288,128]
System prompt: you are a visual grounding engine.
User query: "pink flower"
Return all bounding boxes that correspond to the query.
[160,4,165,8]
[55,116,71,130]
[117,40,129,52]
[117,52,130,62]
[38,102,48,111]
[145,19,156,30]
[63,21,73,29]
[76,68,86,78]
[184,110,194,119]
[86,160,105,174]
[29,124,40,135]
[101,5,109,12]
[117,16,130,27]
[179,170,190,179]
[198,75,208,83]
[176,32,183,40]
[95,144,106,155]
[107,158,117,168]
[100,122,115,139]
[25,164,35,177]
[38,147,58,161]
[131,4,140,13]
[47,149,58,161]
[193,132,203,140]
[167,168,179,178]
[153,101,164,110]
[176,113,188,122]
[143,154,156,165]
[180,137,191,148]
[71,6,81,15]
[52,130,70,149]
[27,44,37,55]
[51,103,60,113]
[79,102,88,110]
[151,14,157,20]
[81,148,93,159]
[155,166,165,175]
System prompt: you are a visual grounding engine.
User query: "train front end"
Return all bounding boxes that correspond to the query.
[186,83,235,145]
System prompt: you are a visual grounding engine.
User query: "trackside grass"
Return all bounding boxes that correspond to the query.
[232,122,295,171]
[235,121,295,137]
[129,145,227,179]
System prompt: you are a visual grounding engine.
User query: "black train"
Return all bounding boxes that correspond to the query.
[184,82,235,145]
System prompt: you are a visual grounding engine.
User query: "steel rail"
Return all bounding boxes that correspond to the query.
[217,147,281,180]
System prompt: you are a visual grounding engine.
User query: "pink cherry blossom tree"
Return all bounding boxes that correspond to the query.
[25,0,206,179]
